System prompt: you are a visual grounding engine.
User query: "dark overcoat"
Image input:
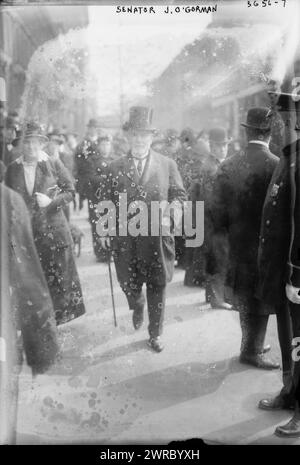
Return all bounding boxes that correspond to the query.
[0,184,59,443]
[257,139,300,306]
[5,154,85,324]
[74,138,102,199]
[211,143,278,312]
[99,150,187,286]
[184,154,222,286]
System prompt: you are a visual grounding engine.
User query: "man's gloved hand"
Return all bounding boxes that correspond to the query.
[100,237,111,250]
[286,283,300,304]
[35,192,52,208]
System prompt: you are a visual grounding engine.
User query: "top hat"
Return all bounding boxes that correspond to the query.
[268,91,300,113]
[14,121,48,142]
[87,118,100,128]
[241,107,273,131]
[208,127,232,144]
[123,106,156,132]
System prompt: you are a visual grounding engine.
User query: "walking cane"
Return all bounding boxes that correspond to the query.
[107,246,117,327]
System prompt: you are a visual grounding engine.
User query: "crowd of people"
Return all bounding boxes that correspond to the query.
[1,78,300,442]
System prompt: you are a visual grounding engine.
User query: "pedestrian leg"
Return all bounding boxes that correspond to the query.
[146,284,166,339]
[276,302,294,400]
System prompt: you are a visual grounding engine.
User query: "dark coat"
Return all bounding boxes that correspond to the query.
[5,155,85,324]
[74,138,102,198]
[0,183,59,373]
[211,143,278,312]
[0,184,59,442]
[184,154,221,286]
[100,150,187,286]
[257,139,300,306]
[175,146,203,192]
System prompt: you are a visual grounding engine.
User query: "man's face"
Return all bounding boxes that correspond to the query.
[5,127,16,144]
[47,137,60,157]
[128,130,154,157]
[210,141,228,161]
[99,139,112,158]
[22,137,43,158]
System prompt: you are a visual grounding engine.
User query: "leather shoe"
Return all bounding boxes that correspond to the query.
[239,353,280,370]
[210,300,232,310]
[147,337,164,353]
[258,395,295,411]
[132,308,144,330]
[262,344,271,354]
[275,410,300,438]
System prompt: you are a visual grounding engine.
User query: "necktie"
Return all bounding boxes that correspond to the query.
[137,159,143,177]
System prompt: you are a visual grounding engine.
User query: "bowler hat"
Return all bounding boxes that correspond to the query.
[208,127,232,144]
[14,121,48,142]
[241,107,273,131]
[87,118,100,128]
[123,106,156,132]
[268,91,300,113]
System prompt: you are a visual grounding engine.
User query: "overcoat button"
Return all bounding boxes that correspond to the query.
[266,220,270,225]
[272,201,277,206]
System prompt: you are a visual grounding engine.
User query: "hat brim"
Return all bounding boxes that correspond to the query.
[240,123,271,131]
[14,133,49,143]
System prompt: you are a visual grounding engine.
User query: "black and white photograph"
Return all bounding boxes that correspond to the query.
[1,0,300,448]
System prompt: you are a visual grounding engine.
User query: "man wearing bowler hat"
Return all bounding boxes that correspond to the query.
[99,106,186,352]
[211,108,280,369]
[257,81,300,436]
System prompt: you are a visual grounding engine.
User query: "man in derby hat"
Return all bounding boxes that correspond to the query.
[99,106,186,352]
[211,108,280,370]
[257,83,300,436]
[184,127,233,303]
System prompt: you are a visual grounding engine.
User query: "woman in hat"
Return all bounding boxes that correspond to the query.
[5,121,86,325]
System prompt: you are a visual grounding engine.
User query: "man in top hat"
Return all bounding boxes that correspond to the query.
[99,106,186,352]
[184,127,233,306]
[257,82,300,436]
[211,108,281,370]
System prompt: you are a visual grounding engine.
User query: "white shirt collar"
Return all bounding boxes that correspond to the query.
[248,140,269,149]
